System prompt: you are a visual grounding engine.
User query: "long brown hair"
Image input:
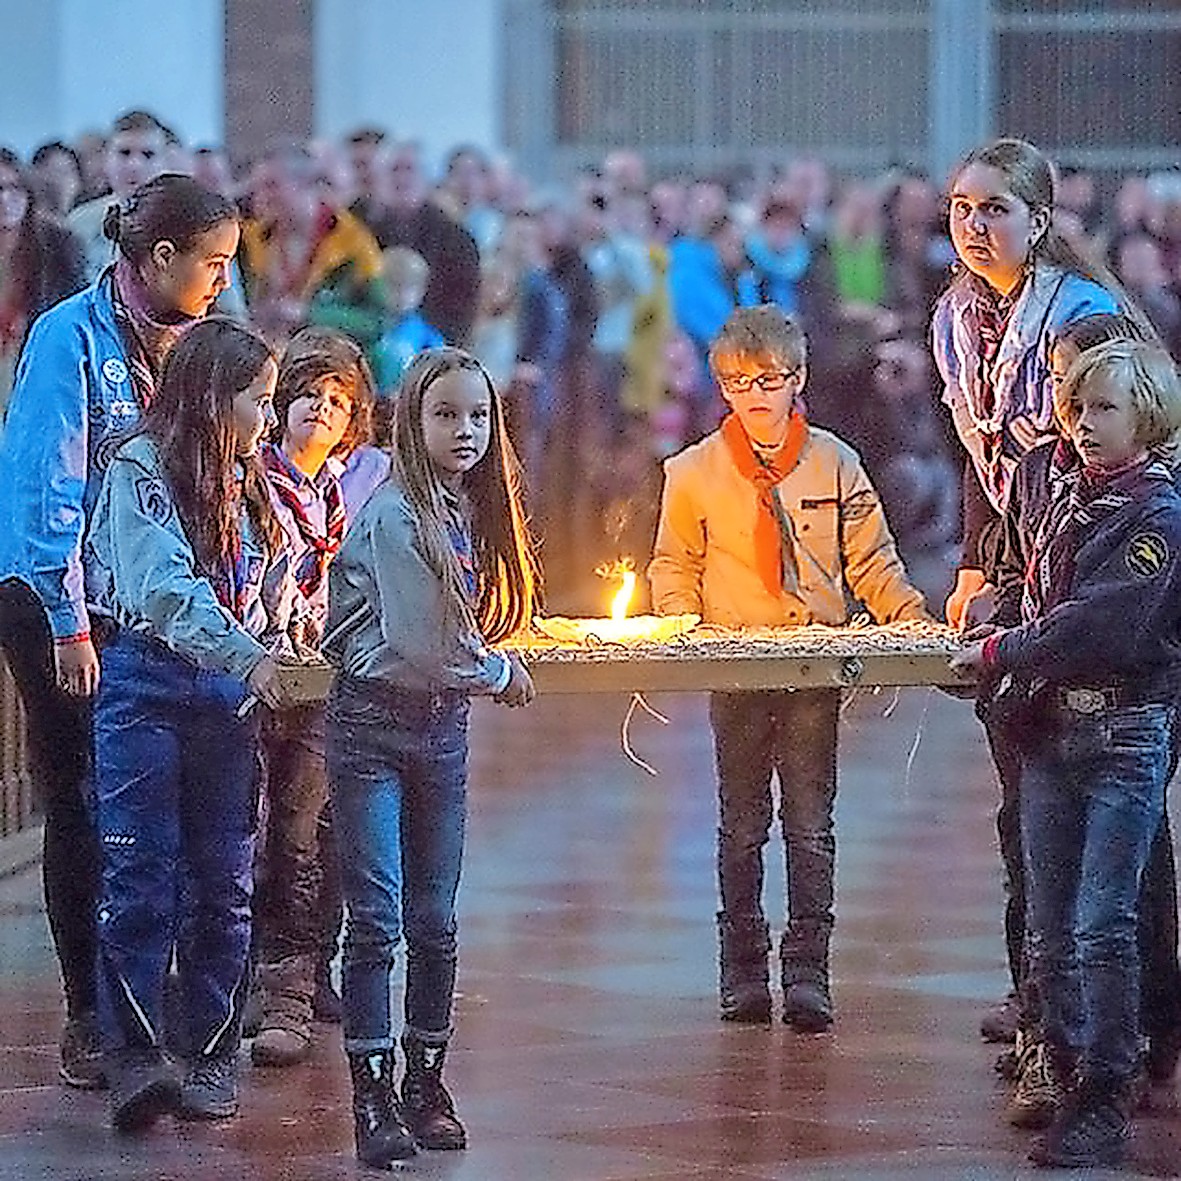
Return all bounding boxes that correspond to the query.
[140,317,281,574]
[390,347,538,643]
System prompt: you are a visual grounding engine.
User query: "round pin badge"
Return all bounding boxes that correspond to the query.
[102,358,129,385]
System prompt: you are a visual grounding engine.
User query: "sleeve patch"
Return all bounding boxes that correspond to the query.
[134,477,176,528]
[1126,532,1169,579]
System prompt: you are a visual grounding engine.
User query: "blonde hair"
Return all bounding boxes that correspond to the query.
[391,347,538,643]
[708,304,808,374]
[1055,339,1181,458]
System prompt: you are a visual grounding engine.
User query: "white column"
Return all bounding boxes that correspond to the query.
[929,0,994,185]
[315,0,502,174]
[0,0,223,155]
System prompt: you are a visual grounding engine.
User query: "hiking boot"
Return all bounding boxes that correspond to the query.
[59,1011,106,1090]
[252,955,313,1068]
[717,912,772,1025]
[108,1047,178,1133]
[312,957,343,1025]
[980,991,1019,1044]
[1007,1037,1069,1130]
[783,980,833,1033]
[1030,1074,1132,1168]
[179,1050,240,1120]
[349,1049,417,1166]
[401,1037,467,1151]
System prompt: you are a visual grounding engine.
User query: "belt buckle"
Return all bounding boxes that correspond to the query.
[1062,687,1109,714]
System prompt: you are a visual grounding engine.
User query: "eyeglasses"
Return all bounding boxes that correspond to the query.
[716,367,802,395]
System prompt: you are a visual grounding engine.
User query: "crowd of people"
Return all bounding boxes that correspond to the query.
[1,108,1181,1172]
[5,111,1180,606]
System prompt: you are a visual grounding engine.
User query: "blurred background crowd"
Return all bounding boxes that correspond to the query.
[5,108,1181,610]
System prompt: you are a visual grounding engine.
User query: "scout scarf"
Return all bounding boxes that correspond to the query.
[947,264,1068,511]
[1023,448,1174,622]
[261,442,345,599]
[110,259,195,409]
[721,410,809,597]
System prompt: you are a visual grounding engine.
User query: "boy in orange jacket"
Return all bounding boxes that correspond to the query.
[649,305,926,1029]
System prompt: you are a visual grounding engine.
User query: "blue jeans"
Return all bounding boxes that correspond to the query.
[1021,701,1171,1082]
[327,677,469,1052]
[93,631,258,1059]
[709,689,839,982]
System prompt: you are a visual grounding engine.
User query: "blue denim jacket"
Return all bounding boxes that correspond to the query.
[324,479,510,695]
[0,273,138,639]
[85,435,291,683]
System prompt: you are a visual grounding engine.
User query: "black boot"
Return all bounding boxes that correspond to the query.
[400,1036,468,1150]
[108,1047,179,1133]
[717,913,772,1024]
[780,927,833,1032]
[1030,1072,1132,1169]
[348,1050,417,1168]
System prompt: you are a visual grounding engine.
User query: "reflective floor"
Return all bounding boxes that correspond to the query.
[2,688,1180,1179]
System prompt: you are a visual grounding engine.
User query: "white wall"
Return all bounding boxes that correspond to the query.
[0,0,499,166]
[315,0,502,176]
[0,0,222,155]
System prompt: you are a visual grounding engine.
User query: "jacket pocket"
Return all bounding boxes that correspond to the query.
[793,498,840,579]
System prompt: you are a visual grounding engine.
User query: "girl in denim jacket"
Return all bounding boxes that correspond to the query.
[85,317,291,1132]
[324,347,536,1166]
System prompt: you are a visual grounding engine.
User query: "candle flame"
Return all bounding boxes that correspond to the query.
[596,558,637,621]
[611,570,637,621]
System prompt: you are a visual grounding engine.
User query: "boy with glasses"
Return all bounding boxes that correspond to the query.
[649,305,926,1030]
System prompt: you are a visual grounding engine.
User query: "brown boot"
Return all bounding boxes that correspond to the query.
[251,955,314,1068]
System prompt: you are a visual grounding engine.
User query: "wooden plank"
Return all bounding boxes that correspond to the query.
[526,651,973,694]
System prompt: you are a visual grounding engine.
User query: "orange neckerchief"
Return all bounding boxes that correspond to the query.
[721,410,809,596]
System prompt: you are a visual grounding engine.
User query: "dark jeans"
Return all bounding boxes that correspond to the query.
[93,631,258,1059]
[255,703,329,964]
[709,688,839,979]
[0,579,98,1019]
[327,677,469,1052]
[1022,702,1172,1082]
[987,714,1181,1037]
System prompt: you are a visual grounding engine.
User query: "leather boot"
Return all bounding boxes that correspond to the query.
[400,1036,467,1150]
[252,954,314,1067]
[717,912,771,1023]
[780,927,833,1031]
[348,1049,417,1167]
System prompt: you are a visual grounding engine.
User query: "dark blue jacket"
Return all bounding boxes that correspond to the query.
[990,460,1181,701]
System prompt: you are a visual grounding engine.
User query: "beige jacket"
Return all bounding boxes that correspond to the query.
[648,425,926,627]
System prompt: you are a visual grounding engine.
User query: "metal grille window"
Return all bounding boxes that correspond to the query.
[505,1,1181,183]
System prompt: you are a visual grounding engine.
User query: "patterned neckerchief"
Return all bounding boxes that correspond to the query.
[261,442,345,599]
[109,260,194,410]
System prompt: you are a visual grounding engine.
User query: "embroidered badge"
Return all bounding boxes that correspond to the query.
[134,477,175,527]
[101,358,129,385]
[1126,532,1169,579]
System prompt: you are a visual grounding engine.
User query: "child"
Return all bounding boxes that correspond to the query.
[371,247,444,394]
[954,339,1181,1169]
[252,327,376,1067]
[83,317,290,1131]
[324,346,536,1165]
[648,305,926,1031]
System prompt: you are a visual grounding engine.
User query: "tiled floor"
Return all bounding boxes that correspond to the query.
[2,688,1180,1178]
